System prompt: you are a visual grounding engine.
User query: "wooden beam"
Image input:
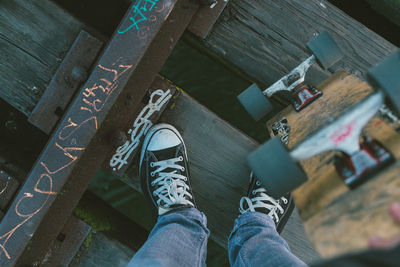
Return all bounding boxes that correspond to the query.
[0,0,83,116]
[5,0,199,265]
[202,0,398,89]
[365,0,400,27]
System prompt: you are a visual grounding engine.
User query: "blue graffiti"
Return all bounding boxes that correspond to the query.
[118,0,160,34]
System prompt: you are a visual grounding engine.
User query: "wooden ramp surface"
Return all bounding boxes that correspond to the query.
[125,91,319,264]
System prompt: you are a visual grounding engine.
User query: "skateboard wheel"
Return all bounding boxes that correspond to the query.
[307,31,343,69]
[248,137,307,198]
[237,84,273,121]
[367,50,400,113]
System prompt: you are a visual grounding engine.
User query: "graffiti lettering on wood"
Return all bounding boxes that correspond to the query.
[110,89,172,171]
[118,0,165,38]
[0,59,132,261]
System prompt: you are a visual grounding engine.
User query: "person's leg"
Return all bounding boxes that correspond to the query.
[228,173,307,267]
[128,207,209,267]
[128,124,210,267]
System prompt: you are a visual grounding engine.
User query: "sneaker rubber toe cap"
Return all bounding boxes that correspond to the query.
[147,129,182,151]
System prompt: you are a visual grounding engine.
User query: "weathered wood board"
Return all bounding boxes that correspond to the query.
[267,71,400,258]
[366,0,400,27]
[42,216,91,267]
[122,89,319,264]
[204,0,398,89]
[12,0,200,264]
[0,0,83,116]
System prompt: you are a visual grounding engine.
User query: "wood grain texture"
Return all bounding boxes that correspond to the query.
[205,0,397,89]
[0,0,82,115]
[124,90,320,264]
[305,160,400,258]
[267,72,400,257]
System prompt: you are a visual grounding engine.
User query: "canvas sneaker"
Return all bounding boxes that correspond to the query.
[239,172,294,233]
[139,123,196,217]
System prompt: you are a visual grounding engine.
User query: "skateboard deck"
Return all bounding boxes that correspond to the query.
[267,70,400,258]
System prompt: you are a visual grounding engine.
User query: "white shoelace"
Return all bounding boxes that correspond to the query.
[239,182,288,223]
[150,156,194,209]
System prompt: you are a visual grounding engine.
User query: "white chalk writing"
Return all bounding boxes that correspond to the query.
[110,89,172,170]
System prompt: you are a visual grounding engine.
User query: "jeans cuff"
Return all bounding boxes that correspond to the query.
[235,211,276,229]
[160,207,208,229]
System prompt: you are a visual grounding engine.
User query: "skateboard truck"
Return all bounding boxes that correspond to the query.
[238,31,343,121]
[334,138,394,189]
[292,84,323,111]
[290,92,394,188]
[265,55,323,112]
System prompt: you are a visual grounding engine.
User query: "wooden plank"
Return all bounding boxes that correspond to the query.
[71,232,134,267]
[267,72,400,258]
[67,191,147,266]
[124,90,319,264]
[12,1,200,265]
[203,0,398,90]
[42,216,91,267]
[28,30,104,134]
[365,0,400,27]
[187,0,230,39]
[0,171,19,211]
[0,0,83,116]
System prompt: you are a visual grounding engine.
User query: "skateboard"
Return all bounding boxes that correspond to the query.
[237,31,343,121]
[249,51,400,257]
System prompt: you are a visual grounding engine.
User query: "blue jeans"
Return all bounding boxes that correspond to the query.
[127,207,306,267]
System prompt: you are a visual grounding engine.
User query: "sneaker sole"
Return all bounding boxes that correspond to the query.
[276,194,295,234]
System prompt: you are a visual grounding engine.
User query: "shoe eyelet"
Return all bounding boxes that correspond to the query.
[150,172,155,177]
[256,181,261,186]
[252,190,256,195]
[151,181,155,186]
[178,156,183,161]
[181,167,185,171]
[150,162,154,167]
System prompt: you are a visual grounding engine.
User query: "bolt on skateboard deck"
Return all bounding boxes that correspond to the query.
[261,52,400,257]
